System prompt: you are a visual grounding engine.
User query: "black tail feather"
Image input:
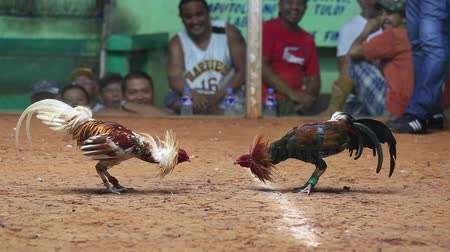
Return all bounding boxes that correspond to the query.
[353,122,383,174]
[355,118,397,177]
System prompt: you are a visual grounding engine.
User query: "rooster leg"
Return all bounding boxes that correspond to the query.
[293,158,327,194]
[95,161,121,194]
[96,168,120,194]
[103,170,133,192]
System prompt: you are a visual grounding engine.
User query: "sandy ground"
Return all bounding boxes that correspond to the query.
[0,113,449,251]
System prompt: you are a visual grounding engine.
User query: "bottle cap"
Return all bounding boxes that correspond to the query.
[268,88,275,94]
[226,87,233,94]
[184,87,190,93]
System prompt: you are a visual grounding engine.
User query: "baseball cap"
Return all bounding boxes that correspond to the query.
[377,0,405,12]
[31,80,60,95]
[70,67,96,82]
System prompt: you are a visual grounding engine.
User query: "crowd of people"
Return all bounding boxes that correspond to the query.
[30,67,171,116]
[28,0,450,135]
[326,0,450,134]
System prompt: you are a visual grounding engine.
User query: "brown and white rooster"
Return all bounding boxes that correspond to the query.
[15,99,190,194]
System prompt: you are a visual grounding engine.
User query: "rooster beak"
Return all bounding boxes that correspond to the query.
[187,155,195,162]
[233,160,238,165]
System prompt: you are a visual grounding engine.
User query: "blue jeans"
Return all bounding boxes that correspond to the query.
[406,0,450,119]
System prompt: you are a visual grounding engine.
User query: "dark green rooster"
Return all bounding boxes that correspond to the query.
[234,112,397,194]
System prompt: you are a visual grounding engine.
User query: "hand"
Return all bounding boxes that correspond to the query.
[364,17,382,34]
[207,103,222,114]
[206,93,222,109]
[191,91,209,113]
[290,91,315,106]
[290,92,316,114]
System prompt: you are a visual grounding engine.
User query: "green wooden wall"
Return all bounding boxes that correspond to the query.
[0,0,350,111]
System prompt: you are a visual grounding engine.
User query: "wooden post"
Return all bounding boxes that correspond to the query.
[99,0,114,78]
[246,0,263,119]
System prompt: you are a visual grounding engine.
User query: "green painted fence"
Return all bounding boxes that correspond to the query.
[0,0,359,111]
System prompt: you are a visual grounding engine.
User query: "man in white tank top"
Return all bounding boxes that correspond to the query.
[166,0,246,114]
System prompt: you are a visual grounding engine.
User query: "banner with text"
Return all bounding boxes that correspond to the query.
[208,0,359,47]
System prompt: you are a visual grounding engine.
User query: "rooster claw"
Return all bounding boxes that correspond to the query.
[100,188,122,195]
[292,184,314,195]
[101,185,134,195]
[113,184,134,192]
[115,187,134,192]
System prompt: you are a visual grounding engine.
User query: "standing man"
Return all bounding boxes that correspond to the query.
[262,0,327,116]
[387,0,450,133]
[167,0,246,114]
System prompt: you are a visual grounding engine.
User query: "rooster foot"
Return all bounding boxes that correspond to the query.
[101,183,130,195]
[113,184,134,192]
[292,184,314,194]
[102,187,122,195]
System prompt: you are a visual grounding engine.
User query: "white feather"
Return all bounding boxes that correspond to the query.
[329,111,352,122]
[15,99,92,150]
[142,130,178,177]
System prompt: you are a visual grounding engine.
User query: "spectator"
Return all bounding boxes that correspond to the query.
[324,0,382,115]
[70,67,104,112]
[443,61,450,114]
[61,84,90,108]
[262,0,328,116]
[348,0,413,117]
[122,71,170,116]
[30,80,60,103]
[98,72,125,110]
[166,0,246,115]
[386,0,449,133]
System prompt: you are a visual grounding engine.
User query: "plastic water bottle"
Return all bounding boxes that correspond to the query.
[263,88,277,117]
[180,87,193,115]
[224,87,236,116]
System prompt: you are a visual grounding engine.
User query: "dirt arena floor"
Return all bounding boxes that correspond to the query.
[1,113,449,251]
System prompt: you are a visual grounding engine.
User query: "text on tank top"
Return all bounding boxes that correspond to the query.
[178,20,233,95]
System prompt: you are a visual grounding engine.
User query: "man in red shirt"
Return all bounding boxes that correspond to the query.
[262,0,327,116]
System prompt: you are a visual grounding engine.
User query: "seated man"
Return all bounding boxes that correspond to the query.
[70,67,104,113]
[30,80,60,103]
[348,0,413,117]
[262,0,328,116]
[166,0,246,115]
[122,71,171,116]
[60,84,90,108]
[324,0,382,116]
[98,72,125,110]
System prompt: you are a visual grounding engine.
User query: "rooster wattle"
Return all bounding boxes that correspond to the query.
[234,112,397,194]
[15,99,190,194]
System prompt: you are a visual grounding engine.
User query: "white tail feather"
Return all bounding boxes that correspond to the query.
[145,130,179,177]
[329,111,353,122]
[15,99,92,149]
